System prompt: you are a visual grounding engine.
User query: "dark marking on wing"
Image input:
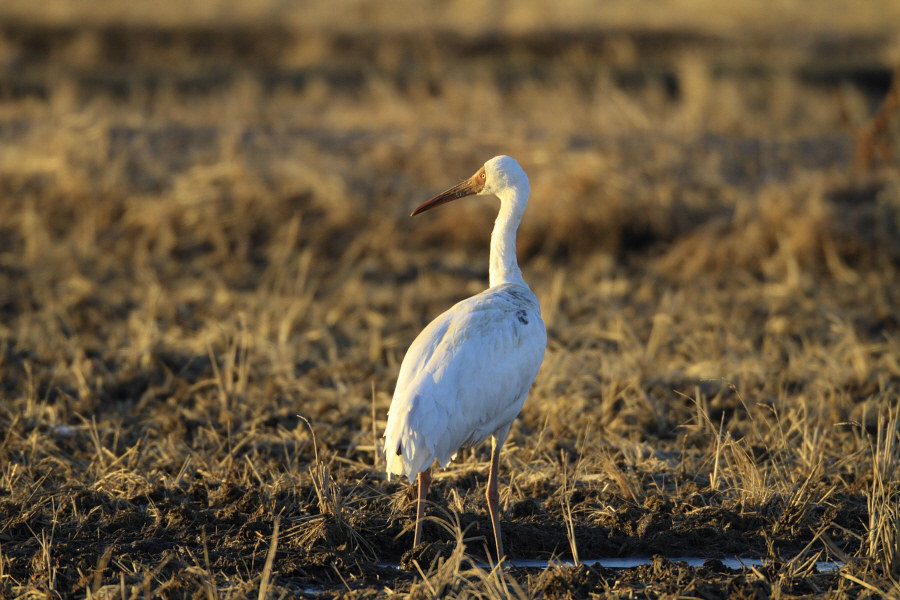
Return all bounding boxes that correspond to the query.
[505,287,529,302]
[396,442,402,456]
[516,309,529,325]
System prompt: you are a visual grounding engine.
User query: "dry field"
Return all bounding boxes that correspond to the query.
[2,2,900,598]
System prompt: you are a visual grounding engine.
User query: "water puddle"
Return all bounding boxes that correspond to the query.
[504,556,843,572]
[302,557,843,595]
[376,556,842,573]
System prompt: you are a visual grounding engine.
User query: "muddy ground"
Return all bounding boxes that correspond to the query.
[1,10,900,599]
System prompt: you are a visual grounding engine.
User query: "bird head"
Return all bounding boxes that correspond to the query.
[411,155,529,216]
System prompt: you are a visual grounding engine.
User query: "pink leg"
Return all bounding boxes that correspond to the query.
[487,433,507,562]
[413,465,432,547]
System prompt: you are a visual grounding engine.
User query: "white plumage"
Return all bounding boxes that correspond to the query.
[384,156,546,561]
[385,283,545,479]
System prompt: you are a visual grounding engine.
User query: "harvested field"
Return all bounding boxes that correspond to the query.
[1,2,900,598]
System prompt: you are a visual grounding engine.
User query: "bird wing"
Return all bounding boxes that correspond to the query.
[385,283,546,483]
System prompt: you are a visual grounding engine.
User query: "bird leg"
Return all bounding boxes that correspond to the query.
[487,432,507,562]
[413,465,432,548]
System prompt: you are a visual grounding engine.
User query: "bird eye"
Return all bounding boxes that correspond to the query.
[480,172,485,178]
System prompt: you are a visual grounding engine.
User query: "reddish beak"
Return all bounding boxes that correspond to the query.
[411,166,486,216]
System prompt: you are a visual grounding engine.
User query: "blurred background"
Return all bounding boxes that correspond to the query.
[2,0,899,268]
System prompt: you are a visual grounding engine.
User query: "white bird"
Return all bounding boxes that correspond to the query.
[384,155,547,562]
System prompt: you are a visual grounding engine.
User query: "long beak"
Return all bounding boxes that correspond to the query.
[411,166,486,216]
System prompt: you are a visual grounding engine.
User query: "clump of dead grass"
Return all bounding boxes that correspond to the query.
[862,404,900,581]
[291,417,377,559]
[405,511,531,600]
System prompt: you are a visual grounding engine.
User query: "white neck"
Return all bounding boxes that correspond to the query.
[489,189,526,288]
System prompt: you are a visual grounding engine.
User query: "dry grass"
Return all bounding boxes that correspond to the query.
[2,0,900,39]
[0,5,900,599]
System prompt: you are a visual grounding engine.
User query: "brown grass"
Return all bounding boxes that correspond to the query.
[1,5,900,599]
[2,0,900,38]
